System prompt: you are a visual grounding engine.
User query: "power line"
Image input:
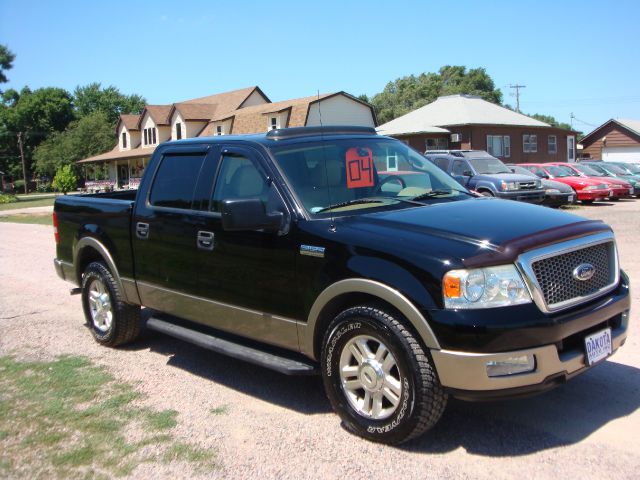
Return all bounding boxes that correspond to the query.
[509,84,526,112]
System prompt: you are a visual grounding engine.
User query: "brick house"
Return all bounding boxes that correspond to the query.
[578,119,640,162]
[377,94,579,164]
[78,86,376,190]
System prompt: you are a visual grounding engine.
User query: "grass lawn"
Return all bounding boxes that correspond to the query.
[0,214,52,225]
[0,355,217,478]
[0,195,57,211]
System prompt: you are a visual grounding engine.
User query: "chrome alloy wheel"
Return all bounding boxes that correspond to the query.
[339,335,403,420]
[87,278,112,333]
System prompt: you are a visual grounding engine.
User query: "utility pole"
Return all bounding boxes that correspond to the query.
[17,132,28,194]
[509,84,526,113]
[570,112,575,129]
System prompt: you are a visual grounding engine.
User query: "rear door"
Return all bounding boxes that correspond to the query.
[132,145,219,315]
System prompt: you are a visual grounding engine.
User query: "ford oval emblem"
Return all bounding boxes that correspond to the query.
[573,263,596,281]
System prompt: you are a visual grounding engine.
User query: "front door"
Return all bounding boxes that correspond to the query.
[567,136,576,162]
[193,145,298,348]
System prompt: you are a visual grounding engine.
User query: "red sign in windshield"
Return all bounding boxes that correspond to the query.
[346,147,374,189]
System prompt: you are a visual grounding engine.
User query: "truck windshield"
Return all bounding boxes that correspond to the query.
[468,158,511,174]
[271,138,470,216]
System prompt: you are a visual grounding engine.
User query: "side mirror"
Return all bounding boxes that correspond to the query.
[462,170,473,177]
[221,198,283,232]
[539,173,549,179]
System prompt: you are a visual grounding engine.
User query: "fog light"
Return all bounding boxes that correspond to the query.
[621,310,630,328]
[486,355,535,377]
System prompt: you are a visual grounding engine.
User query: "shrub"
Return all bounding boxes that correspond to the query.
[0,193,18,204]
[52,166,77,194]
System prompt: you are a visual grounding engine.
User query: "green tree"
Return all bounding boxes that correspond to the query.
[52,164,77,194]
[529,113,573,131]
[0,44,15,84]
[0,86,74,176]
[371,66,503,124]
[73,83,146,124]
[34,111,115,177]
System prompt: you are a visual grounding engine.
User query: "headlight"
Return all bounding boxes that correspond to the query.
[500,181,519,191]
[545,188,560,194]
[535,180,542,188]
[582,185,600,191]
[443,265,531,309]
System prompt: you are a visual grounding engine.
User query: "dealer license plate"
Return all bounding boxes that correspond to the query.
[584,328,612,366]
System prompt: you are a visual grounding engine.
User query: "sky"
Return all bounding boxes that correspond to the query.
[1,0,639,133]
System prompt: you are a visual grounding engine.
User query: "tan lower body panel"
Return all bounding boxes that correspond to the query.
[432,327,627,391]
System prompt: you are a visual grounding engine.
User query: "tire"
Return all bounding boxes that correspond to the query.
[321,306,447,444]
[81,261,141,347]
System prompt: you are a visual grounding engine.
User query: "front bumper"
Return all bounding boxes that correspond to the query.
[577,189,609,201]
[496,190,545,203]
[432,312,628,399]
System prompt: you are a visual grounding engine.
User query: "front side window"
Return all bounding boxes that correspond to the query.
[451,160,470,176]
[523,134,538,153]
[548,135,557,154]
[149,153,206,209]
[211,154,269,213]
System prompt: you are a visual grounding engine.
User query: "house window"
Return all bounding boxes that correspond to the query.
[270,117,279,131]
[143,129,148,145]
[425,138,448,151]
[548,135,557,154]
[122,132,127,149]
[152,128,157,144]
[216,125,223,136]
[176,122,182,140]
[386,149,398,172]
[523,134,538,153]
[486,135,510,157]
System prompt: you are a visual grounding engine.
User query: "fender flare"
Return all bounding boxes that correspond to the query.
[302,278,440,359]
[73,237,131,303]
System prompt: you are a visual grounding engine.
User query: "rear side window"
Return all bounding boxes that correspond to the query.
[149,153,206,209]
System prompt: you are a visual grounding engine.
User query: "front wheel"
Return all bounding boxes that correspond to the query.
[321,306,447,444]
[81,261,141,346]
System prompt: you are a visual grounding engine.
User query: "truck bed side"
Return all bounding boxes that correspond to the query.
[54,190,137,288]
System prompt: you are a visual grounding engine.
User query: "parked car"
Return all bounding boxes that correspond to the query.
[550,162,634,200]
[424,150,544,203]
[519,163,610,204]
[582,161,640,192]
[506,164,575,207]
[53,127,631,445]
[605,161,640,175]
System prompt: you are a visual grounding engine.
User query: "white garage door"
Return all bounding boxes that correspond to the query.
[602,146,640,162]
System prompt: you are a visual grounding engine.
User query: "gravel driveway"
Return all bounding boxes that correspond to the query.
[1,201,639,479]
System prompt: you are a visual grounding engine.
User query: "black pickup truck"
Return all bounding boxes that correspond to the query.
[54,126,630,444]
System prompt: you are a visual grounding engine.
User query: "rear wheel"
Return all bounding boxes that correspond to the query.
[321,306,447,444]
[81,261,141,346]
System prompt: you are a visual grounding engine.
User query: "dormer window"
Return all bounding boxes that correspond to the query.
[122,132,127,149]
[216,125,223,136]
[143,127,157,146]
[270,117,279,130]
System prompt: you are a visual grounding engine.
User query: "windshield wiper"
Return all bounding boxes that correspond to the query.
[316,195,428,213]
[411,189,473,201]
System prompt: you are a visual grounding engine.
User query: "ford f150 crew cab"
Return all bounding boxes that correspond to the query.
[54,126,631,445]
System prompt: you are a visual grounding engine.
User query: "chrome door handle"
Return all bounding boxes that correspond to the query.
[136,222,149,239]
[197,230,215,251]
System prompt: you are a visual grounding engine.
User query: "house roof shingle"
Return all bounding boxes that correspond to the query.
[119,114,141,131]
[377,94,551,136]
[141,105,173,126]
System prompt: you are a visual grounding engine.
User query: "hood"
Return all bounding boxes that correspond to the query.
[475,173,538,183]
[542,178,574,192]
[336,197,594,256]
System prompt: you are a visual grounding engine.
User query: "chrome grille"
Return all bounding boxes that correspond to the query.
[532,243,611,306]
[517,232,619,313]
[518,181,537,190]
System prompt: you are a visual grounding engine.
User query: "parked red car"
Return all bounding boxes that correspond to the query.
[519,163,610,203]
[550,162,634,200]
